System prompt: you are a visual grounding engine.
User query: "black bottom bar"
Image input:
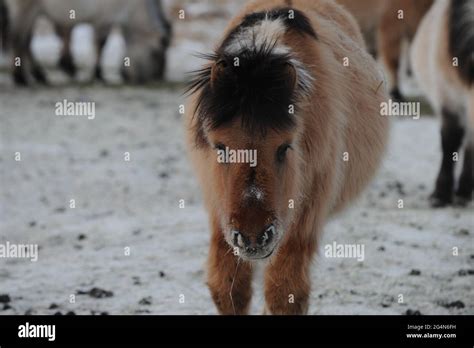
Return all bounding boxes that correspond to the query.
[0,315,472,346]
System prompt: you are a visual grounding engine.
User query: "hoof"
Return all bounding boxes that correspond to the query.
[94,65,106,82]
[429,192,452,208]
[453,196,470,207]
[13,69,28,86]
[453,191,472,207]
[390,88,404,103]
[31,67,49,85]
[58,55,77,78]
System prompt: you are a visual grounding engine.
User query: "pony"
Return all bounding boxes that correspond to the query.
[411,0,473,207]
[377,0,434,101]
[4,0,172,85]
[336,0,433,101]
[185,0,389,315]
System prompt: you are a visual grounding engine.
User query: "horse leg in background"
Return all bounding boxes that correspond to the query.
[207,216,253,315]
[12,29,48,85]
[23,28,48,85]
[431,108,466,207]
[11,30,29,85]
[459,95,474,203]
[378,11,404,102]
[9,0,41,86]
[365,29,377,59]
[153,48,167,81]
[0,0,9,52]
[92,26,110,82]
[152,0,172,80]
[455,135,473,205]
[55,24,76,78]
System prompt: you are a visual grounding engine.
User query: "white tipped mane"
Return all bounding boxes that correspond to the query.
[224,15,315,95]
[289,57,315,95]
[225,17,289,55]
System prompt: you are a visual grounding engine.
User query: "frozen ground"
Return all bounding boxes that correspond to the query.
[0,0,472,315]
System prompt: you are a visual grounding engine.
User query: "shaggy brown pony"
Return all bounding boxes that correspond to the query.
[185,0,389,315]
[411,0,473,207]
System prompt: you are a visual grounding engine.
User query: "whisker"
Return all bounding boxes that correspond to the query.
[223,245,234,257]
[229,256,241,316]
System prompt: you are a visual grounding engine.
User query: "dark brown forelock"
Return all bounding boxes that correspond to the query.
[185,8,316,141]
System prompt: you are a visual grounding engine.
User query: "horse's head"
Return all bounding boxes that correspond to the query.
[188,13,315,259]
[121,36,167,83]
[121,0,172,83]
[205,116,300,260]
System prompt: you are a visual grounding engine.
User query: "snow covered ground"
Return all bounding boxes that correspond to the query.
[0,0,472,315]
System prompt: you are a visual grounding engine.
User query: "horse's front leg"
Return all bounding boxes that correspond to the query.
[208,220,253,315]
[55,25,77,78]
[92,25,110,82]
[264,230,316,315]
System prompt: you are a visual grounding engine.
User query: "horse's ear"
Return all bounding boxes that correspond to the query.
[285,62,298,92]
[210,59,228,89]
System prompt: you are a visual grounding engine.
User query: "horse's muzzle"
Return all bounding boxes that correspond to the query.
[231,224,277,260]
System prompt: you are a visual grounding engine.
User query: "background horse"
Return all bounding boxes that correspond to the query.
[186,0,389,315]
[4,0,172,85]
[377,0,434,102]
[337,0,434,102]
[411,0,474,207]
[336,0,383,57]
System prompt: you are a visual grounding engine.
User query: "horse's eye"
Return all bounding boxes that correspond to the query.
[276,144,292,163]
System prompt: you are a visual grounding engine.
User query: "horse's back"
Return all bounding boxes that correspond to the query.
[235,0,365,46]
[39,0,129,25]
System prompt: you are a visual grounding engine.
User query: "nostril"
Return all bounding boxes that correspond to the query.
[232,230,245,248]
[232,230,239,246]
[245,247,257,254]
[258,225,275,246]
